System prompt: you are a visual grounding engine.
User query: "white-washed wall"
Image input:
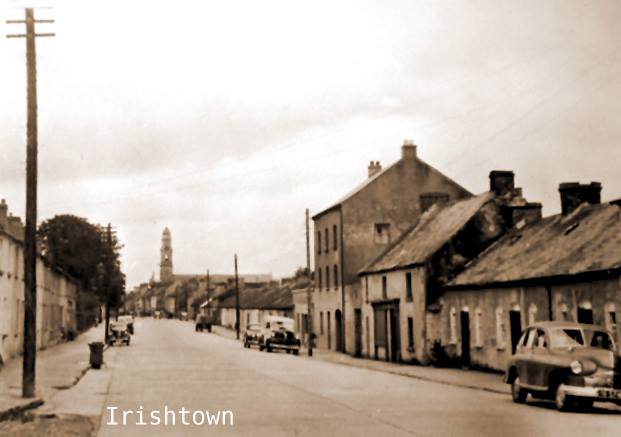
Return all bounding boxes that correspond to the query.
[0,233,78,365]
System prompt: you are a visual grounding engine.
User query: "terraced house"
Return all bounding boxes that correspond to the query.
[312,140,471,354]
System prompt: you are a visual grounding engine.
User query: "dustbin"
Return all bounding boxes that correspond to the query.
[89,341,104,369]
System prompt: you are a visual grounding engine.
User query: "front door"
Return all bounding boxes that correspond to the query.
[460,311,470,367]
[578,308,593,324]
[509,310,522,353]
[389,308,400,362]
[354,309,362,357]
[335,310,343,352]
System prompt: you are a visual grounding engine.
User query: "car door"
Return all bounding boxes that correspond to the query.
[528,329,550,389]
[515,328,535,384]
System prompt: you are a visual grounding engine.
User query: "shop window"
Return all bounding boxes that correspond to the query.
[405,272,413,302]
[496,307,506,350]
[449,307,457,345]
[374,223,391,244]
[474,308,483,348]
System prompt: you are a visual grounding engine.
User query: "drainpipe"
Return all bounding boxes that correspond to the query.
[339,208,346,354]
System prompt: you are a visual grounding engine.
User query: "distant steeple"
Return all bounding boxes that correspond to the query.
[160,227,173,283]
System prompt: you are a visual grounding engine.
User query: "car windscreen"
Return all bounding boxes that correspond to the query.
[549,328,584,349]
[272,320,294,331]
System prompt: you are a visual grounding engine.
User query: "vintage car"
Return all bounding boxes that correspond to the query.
[118,315,134,334]
[107,320,131,346]
[195,314,213,332]
[505,321,621,411]
[243,323,263,348]
[258,316,300,355]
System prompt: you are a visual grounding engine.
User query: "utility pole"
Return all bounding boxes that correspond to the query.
[104,224,112,344]
[6,8,54,399]
[234,254,240,340]
[305,209,313,357]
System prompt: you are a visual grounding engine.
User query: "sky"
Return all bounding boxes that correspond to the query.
[1,0,621,289]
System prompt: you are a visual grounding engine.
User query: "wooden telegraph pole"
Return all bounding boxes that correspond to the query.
[306,209,313,357]
[6,8,54,399]
[234,255,240,340]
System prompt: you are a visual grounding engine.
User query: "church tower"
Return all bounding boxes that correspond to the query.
[160,227,173,283]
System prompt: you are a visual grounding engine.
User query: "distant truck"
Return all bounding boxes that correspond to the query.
[195,303,217,333]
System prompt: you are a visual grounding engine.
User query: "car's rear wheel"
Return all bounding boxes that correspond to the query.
[293,349,299,356]
[511,377,527,403]
[554,384,573,412]
[266,341,272,353]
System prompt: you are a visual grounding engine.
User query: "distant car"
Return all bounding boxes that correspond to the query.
[258,316,300,355]
[243,323,262,348]
[107,321,131,346]
[505,321,621,411]
[118,315,134,334]
[195,314,212,332]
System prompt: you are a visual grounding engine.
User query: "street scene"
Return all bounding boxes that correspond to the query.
[2,0,621,436]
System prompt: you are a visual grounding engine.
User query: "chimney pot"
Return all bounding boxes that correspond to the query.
[558,182,601,215]
[367,160,382,178]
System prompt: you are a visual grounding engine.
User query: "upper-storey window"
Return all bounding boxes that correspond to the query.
[374,223,391,245]
[325,266,330,290]
[333,224,338,250]
[317,230,322,254]
[318,268,323,290]
[324,227,329,253]
[405,272,413,302]
[381,275,387,299]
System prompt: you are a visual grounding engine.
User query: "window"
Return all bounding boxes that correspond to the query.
[405,272,412,302]
[333,224,338,250]
[317,231,322,254]
[333,264,339,289]
[324,228,329,253]
[605,303,617,339]
[496,307,506,350]
[365,277,369,303]
[528,303,537,325]
[407,317,414,350]
[381,276,387,299]
[449,307,457,344]
[474,308,483,348]
[320,311,324,335]
[374,223,391,244]
[318,268,323,291]
[325,266,330,290]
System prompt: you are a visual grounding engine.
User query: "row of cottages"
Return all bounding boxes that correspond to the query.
[312,140,471,353]
[0,199,79,367]
[213,280,298,332]
[358,171,541,363]
[440,184,621,371]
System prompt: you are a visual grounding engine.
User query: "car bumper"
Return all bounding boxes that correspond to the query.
[560,384,621,403]
[268,342,300,350]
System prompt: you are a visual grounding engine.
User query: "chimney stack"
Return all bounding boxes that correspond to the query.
[489,170,515,196]
[0,199,7,230]
[559,182,601,215]
[7,215,25,241]
[401,139,417,160]
[367,161,382,178]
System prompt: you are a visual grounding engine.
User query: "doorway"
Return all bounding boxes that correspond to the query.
[578,306,593,324]
[460,311,470,367]
[389,308,400,362]
[335,310,343,352]
[354,309,362,357]
[509,310,522,353]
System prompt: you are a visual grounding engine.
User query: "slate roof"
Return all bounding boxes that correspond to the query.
[360,192,494,275]
[215,283,294,310]
[448,201,621,288]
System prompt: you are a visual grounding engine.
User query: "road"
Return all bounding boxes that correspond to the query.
[93,318,619,437]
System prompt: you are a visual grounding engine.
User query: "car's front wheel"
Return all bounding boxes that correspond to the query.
[511,377,527,403]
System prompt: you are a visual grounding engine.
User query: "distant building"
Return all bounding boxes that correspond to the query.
[312,140,472,354]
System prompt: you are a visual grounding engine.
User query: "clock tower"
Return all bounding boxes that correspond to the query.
[160,227,173,283]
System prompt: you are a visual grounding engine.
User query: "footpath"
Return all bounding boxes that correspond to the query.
[0,324,106,421]
[211,325,509,395]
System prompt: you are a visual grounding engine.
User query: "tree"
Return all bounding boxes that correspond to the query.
[38,215,125,330]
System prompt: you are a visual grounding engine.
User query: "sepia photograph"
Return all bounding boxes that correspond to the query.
[1,0,620,435]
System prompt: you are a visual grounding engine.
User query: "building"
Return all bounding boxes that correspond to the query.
[0,199,79,367]
[292,287,311,345]
[358,171,541,364]
[440,182,620,371]
[312,140,472,354]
